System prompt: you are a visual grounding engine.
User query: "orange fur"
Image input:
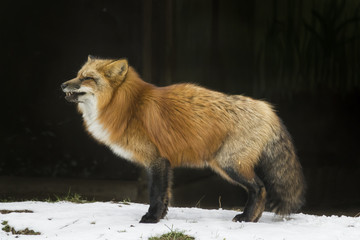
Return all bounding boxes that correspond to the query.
[95,67,232,167]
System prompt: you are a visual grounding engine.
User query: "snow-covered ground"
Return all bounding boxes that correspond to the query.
[0,201,359,240]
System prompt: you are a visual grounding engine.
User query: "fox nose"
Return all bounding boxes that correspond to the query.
[61,83,68,90]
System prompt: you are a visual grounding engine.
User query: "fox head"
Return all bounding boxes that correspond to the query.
[61,56,129,104]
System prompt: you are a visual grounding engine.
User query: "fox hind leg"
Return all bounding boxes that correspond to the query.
[140,158,172,223]
[220,167,267,222]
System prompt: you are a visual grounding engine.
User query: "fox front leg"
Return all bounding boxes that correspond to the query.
[140,158,172,223]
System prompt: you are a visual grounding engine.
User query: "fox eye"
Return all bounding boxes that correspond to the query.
[80,76,94,82]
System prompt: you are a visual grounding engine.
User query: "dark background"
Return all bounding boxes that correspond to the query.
[1,0,359,214]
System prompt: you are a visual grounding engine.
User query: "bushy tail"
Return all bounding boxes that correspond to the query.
[256,121,306,215]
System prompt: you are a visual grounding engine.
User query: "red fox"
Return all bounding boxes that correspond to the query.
[61,56,305,223]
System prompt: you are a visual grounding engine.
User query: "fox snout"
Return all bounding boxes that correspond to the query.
[61,79,85,103]
[61,82,73,90]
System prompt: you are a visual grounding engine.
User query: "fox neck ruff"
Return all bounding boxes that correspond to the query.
[78,97,134,161]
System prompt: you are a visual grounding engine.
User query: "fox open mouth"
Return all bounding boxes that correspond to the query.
[64,91,86,102]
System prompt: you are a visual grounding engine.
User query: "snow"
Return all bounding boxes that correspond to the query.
[0,201,359,240]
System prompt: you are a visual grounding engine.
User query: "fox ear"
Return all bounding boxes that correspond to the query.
[104,59,129,79]
[88,55,96,61]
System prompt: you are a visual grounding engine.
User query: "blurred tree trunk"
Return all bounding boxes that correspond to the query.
[164,0,176,85]
[142,0,152,83]
[207,0,224,89]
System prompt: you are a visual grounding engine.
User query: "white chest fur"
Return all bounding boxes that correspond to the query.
[78,99,133,161]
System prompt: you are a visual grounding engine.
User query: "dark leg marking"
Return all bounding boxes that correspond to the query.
[223,167,266,222]
[140,158,172,223]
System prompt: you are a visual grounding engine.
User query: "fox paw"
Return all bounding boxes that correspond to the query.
[139,213,160,223]
[232,213,251,222]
